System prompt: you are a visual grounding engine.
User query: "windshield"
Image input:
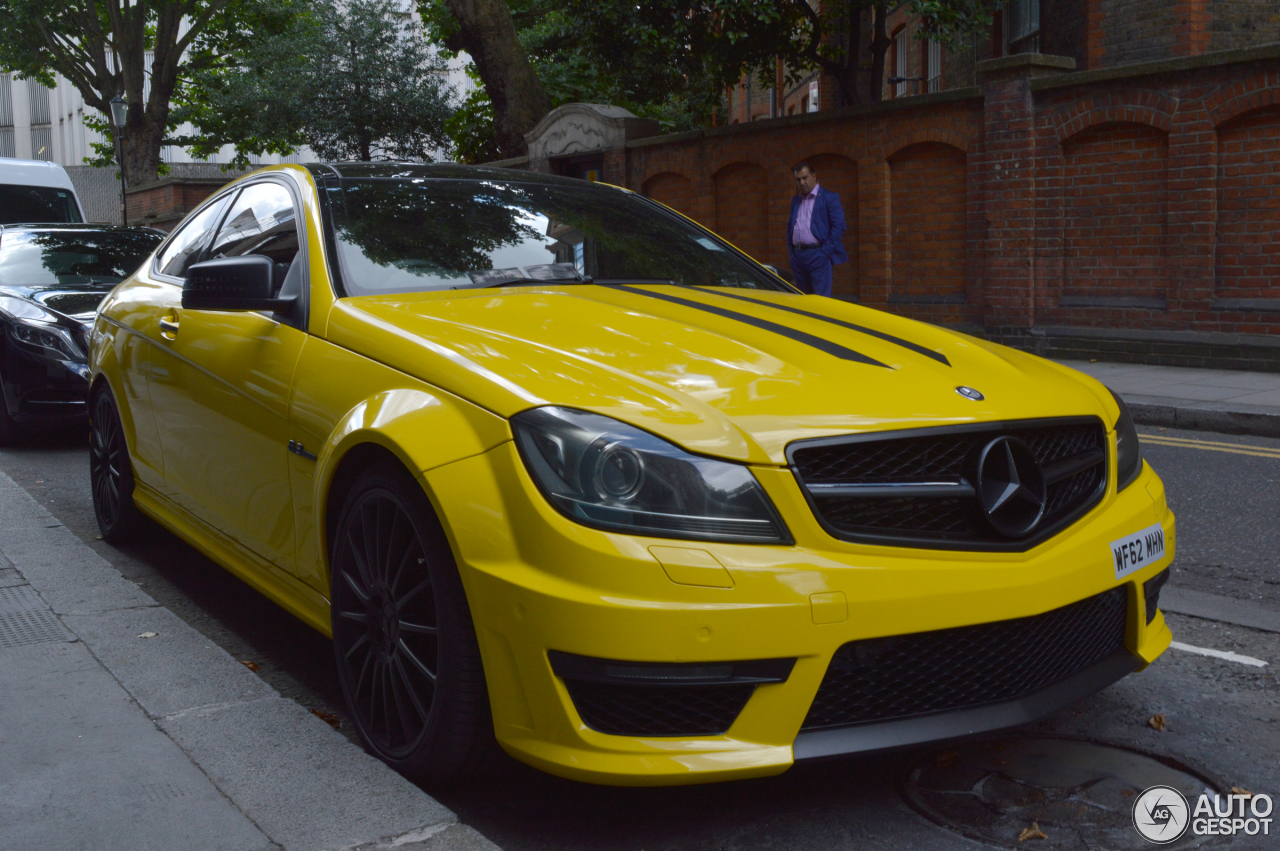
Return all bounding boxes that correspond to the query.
[326,178,790,295]
[0,230,164,285]
[0,185,83,225]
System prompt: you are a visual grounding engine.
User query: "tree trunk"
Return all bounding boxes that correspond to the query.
[868,4,891,103]
[443,0,551,159]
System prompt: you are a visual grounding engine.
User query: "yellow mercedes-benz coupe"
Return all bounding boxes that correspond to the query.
[89,163,1174,786]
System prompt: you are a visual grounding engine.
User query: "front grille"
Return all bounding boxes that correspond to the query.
[789,418,1107,550]
[801,586,1129,730]
[563,680,755,737]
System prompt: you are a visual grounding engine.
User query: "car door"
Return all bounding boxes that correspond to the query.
[110,193,234,490]
[146,178,308,572]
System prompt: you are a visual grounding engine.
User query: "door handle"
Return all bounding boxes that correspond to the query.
[159,315,180,340]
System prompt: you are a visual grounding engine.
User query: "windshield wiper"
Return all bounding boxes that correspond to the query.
[452,275,594,290]
[591,278,678,285]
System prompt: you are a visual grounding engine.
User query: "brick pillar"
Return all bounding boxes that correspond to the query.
[976,54,1076,330]
[1083,0,1105,70]
[1172,0,1212,57]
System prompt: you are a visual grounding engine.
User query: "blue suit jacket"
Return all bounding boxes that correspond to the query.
[787,187,849,265]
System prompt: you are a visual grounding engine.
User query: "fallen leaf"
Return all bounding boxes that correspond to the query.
[936,751,959,767]
[240,660,260,672]
[1149,713,1166,731]
[138,631,158,639]
[1122,789,1135,797]
[311,709,341,729]
[1018,822,1048,841]
[1232,787,1254,798]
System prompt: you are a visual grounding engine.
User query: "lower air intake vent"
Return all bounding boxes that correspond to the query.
[802,586,1129,730]
[563,680,756,737]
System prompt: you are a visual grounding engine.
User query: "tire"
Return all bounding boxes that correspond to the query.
[330,461,497,784]
[89,384,148,543]
[0,372,20,447]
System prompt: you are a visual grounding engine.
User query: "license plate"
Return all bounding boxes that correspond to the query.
[1111,522,1166,580]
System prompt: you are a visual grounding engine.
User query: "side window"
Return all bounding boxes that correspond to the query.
[208,182,300,292]
[156,195,232,279]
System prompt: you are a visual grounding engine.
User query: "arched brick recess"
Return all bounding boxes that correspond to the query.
[1052,92,1176,144]
[888,142,966,306]
[642,172,694,218]
[880,124,975,161]
[1061,122,1169,301]
[1215,104,1280,299]
[805,153,859,298]
[1205,79,1280,129]
[713,163,770,265]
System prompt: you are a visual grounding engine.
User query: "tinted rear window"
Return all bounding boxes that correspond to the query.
[0,185,82,225]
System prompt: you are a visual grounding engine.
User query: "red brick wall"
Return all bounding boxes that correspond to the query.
[713,163,772,265]
[611,51,1280,338]
[643,172,695,218]
[889,143,967,309]
[1215,103,1280,300]
[1061,122,1169,300]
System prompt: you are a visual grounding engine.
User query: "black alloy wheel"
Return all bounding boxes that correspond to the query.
[89,385,147,542]
[330,462,496,783]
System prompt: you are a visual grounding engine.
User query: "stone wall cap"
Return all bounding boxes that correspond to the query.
[525,103,660,160]
[124,175,239,195]
[1031,42,1280,91]
[977,53,1076,78]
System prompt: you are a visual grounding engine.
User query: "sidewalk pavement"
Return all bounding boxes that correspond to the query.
[0,470,500,851]
[1058,359,1280,437]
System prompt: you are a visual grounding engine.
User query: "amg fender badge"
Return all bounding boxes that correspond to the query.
[288,440,317,461]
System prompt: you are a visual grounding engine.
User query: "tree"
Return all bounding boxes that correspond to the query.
[427,0,548,159]
[0,0,300,186]
[422,0,727,163]
[175,0,455,163]
[426,0,999,161]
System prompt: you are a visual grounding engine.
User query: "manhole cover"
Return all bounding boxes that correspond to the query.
[901,735,1223,849]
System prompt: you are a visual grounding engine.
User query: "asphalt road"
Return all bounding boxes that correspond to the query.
[2,423,1278,850]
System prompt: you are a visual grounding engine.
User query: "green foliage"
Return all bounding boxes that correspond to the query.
[176,0,453,164]
[424,0,725,162]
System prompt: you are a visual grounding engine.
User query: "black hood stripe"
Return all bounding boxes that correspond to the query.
[614,285,890,368]
[697,288,950,367]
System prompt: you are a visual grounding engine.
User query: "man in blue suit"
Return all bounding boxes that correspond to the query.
[786,161,848,297]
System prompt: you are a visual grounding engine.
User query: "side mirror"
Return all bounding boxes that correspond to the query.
[182,255,296,311]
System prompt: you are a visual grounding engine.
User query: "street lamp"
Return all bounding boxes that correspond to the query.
[109,93,127,226]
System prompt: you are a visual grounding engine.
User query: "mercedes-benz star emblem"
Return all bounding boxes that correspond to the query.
[955,386,984,401]
[976,436,1046,537]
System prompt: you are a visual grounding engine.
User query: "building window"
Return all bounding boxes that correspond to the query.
[28,83,52,161]
[1005,0,1040,54]
[925,40,942,93]
[892,27,909,97]
[0,75,14,159]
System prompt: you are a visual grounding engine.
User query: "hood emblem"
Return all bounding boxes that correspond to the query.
[955,386,984,401]
[976,436,1046,537]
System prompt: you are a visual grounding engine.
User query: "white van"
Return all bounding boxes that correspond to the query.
[0,159,87,225]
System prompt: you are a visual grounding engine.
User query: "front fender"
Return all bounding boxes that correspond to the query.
[288,338,511,598]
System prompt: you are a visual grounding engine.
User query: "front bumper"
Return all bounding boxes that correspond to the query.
[0,338,90,423]
[424,441,1175,786]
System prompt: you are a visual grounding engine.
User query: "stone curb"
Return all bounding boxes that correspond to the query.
[0,471,501,851]
[1126,397,1280,438]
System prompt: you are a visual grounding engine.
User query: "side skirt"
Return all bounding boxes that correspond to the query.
[132,483,332,637]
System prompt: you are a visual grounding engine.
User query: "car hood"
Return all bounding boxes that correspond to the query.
[327,285,1116,465]
[0,283,113,326]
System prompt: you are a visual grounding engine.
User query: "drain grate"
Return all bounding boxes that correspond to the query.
[0,585,71,648]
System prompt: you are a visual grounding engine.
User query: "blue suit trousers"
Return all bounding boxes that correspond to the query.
[790,248,833,297]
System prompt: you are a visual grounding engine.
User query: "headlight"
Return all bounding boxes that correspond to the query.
[512,406,790,544]
[8,319,85,362]
[1108,388,1142,491]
